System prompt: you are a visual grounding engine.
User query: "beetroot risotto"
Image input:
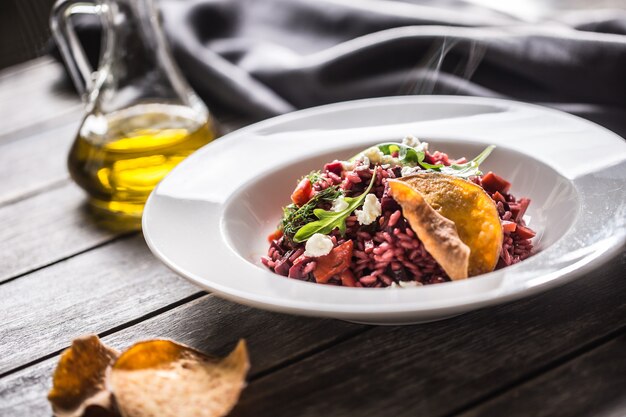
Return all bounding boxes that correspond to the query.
[261,136,535,288]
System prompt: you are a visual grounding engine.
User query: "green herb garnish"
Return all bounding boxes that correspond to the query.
[293,170,377,243]
[436,145,495,178]
[306,170,324,185]
[281,185,342,238]
[352,142,495,179]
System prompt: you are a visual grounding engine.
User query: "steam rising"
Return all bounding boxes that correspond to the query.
[400,37,487,96]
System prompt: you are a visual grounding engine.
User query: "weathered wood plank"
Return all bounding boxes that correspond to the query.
[457,333,626,417]
[228,255,626,417]
[0,57,81,143]
[0,235,200,374]
[0,183,118,283]
[0,295,364,416]
[0,121,77,206]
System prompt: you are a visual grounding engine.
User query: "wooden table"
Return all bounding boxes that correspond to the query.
[1,57,624,417]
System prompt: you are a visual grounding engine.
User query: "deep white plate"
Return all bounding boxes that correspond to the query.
[143,96,626,324]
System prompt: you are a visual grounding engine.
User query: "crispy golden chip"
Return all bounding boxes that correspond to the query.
[388,180,470,279]
[48,335,120,417]
[398,172,503,277]
[109,339,249,417]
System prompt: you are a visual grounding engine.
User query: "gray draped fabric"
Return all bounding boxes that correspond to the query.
[60,0,626,136]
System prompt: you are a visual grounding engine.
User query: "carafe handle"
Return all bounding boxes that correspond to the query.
[50,0,106,101]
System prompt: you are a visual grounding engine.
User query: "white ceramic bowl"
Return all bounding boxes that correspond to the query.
[143,96,626,324]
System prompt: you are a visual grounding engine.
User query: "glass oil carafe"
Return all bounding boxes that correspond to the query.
[51,0,216,230]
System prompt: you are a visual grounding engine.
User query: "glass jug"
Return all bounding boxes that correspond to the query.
[51,0,217,230]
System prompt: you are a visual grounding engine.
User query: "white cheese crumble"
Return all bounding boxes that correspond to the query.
[355,194,382,225]
[355,155,370,170]
[331,196,349,212]
[402,135,420,148]
[402,135,429,152]
[390,280,423,288]
[363,147,385,164]
[341,160,355,171]
[401,166,418,177]
[304,233,334,257]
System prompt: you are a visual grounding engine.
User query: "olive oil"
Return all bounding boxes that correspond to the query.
[68,104,216,230]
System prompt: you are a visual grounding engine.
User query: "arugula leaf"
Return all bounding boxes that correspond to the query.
[352,143,444,170]
[306,170,323,185]
[436,145,495,178]
[281,185,342,238]
[293,171,377,243]
[351,142,495,179]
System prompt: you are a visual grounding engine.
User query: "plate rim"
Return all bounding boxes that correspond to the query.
[142,95,626,321]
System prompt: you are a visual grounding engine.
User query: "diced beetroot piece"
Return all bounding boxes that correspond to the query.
[324,160,344,176]
[502,220,517,233]
[288,255,309,279]
[340,270,357,287]
[381,187,401,213]
[267,228,283,243]
[492,191,506,203]
[508,203,520,219]
[515,198,531,222]
[500,248,512,266]
[287,262,304,279]
[516,225,536,240]
[314,240,354,283]
[481,171,511,194]
[291,177,313,207]
[273,258,291,276]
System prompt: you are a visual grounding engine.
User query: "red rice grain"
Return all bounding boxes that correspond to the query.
[264,150,535,287]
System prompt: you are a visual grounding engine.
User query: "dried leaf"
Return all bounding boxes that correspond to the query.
[109,339,249,417]
[388,180,470,279]
[48,335,120,417]
[398,172,503,276]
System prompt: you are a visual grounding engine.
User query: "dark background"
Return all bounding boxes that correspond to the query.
[1,0,625,72]
[0,0,57,70]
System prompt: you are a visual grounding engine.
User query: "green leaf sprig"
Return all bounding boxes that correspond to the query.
[436,145,495,178]
[352,142,495,179]
[293,170,377,243]
[281,184,342,238]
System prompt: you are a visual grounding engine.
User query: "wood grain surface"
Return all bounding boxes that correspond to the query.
[0,184,118,283]
[459,333,626,417]
[228,257,626,417]
[0,295,364,416]
[0,120,77,207]
[0,58,624,417]
[0,235,199,375]
[0,57,81,144]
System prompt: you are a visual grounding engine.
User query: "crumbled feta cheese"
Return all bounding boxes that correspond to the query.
[401,166,417,177]
[402,135,421,148]
[363,147,385,164]
[355,156,370,170]
[355,194,382,225]
[390,280,423,288]
[381,154,397,165]
[341,160,355,171]
[304,233,334,257]
[331,196,349,212]
[402,135,429,152]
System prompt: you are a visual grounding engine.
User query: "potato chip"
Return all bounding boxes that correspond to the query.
[109,339,249,417]
[48,335,120,417]
[388,180,470,279]
[398,172,503,277]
